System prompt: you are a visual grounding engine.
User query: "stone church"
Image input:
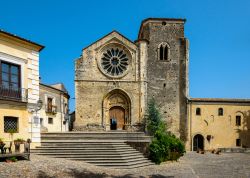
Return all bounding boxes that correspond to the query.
[74,18,188,138]
[74,18,250,151]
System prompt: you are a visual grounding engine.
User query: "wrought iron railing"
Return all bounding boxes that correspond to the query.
[45,105,57,114]
[0,85,28,102]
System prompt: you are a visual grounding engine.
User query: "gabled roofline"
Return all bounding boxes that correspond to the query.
[82,30,135,51]
[138,17,186,40]
[0,29,44,51]
[40,83,70,99]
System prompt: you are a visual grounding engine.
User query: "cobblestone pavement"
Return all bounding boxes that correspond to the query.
[0,152,249,178]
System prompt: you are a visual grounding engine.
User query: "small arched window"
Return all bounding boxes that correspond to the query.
[158,43,170,61]
[218,108,223,116]
[196,108,201,115]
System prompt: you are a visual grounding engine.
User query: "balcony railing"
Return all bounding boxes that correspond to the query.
[0,85,28,102]
[45,105,57,114]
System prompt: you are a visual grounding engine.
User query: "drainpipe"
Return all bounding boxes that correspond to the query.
[60,92,62,132]
[190,101,193,151]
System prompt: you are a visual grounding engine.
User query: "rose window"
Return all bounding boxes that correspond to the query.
[101,48,129,76]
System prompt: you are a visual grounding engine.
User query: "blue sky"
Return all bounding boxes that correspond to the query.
[1,0,250,111]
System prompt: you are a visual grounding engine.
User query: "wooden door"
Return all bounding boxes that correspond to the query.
[109,106,125,130]
[193,134,204,151]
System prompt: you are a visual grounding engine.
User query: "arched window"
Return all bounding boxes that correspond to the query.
[196,108,201,115]
[236,115,241,126]
[160,45,164,60]
[158,43,170,61]
[218,108,223,116]
[164,45,168,60]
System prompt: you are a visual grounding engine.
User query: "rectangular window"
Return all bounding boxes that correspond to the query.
[196,108,201,115]
[218,108,223,116]
[47,97,53,112]
[236,116,241,126]
[236,139,241,147]
[48,117,53,124]
[4,116,18,132]
[0,61,21,99]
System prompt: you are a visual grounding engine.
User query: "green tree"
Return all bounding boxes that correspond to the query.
[147,98,165,136]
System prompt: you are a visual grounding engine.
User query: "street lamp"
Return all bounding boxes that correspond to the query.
[31,99,43,141]
[35,99,43,112]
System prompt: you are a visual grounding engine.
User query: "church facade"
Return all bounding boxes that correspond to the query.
[74,18,188,138]
[74,18,250,151]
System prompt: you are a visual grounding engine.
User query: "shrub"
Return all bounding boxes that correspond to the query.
[14,138,25,144]
[149,131,185,164]
[147,98,185,164]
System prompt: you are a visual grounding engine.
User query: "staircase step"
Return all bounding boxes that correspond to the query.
[32,132,154,169]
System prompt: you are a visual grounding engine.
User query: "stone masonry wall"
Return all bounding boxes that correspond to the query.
[140,20,188,138]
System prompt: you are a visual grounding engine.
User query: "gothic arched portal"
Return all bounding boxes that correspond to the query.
[103,89,131,130]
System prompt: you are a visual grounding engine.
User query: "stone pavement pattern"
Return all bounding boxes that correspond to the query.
[0,152,249,178]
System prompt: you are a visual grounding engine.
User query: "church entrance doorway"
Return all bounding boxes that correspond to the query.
[109,106,125,130]
[103,89,131,131]
[193,134,204,151]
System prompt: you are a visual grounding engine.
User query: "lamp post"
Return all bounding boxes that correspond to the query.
[64,109,70,132]
[31,99,43,141]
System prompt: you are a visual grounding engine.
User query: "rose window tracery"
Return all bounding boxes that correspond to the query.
[101,48,129,76]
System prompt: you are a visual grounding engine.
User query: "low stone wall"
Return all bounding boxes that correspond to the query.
[126,141,151,157]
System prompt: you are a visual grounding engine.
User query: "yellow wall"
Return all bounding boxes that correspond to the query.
[0,32,42,148]
[187,101,250,151]
[0,104,29,141]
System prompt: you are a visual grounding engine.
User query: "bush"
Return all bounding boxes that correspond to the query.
[149,131,185,164]
[147,98,185,164]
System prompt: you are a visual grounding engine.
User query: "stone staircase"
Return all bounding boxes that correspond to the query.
[31,132,154,169]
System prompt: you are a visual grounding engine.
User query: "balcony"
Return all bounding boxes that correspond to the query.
[45,105,57,114]
[0,85,27,102]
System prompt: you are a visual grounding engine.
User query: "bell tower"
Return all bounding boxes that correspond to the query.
[138,18,189,140]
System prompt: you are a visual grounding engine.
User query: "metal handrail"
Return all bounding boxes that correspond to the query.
[45,105,57,114]
[0,85,27,102]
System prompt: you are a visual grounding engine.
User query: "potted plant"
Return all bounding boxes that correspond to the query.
[14,138,25,152]
[7,129,16,142]
[6,156,17,163]
[0,138,3,144]
[0,138,5,154]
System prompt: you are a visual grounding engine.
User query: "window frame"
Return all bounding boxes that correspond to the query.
[4,116,19,133]
[0,60,21,89]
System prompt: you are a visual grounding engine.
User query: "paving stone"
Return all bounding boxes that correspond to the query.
[0,152,249,178]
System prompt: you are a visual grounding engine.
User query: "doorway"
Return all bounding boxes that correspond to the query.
[109,106,125,130]
[193,134,204,151]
